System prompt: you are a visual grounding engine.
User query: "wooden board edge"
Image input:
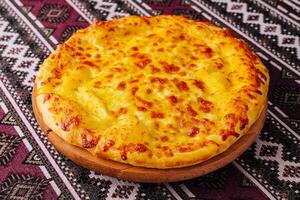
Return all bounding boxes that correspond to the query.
[32,85,267,183]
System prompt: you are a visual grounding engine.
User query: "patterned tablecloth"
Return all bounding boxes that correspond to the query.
[0,0,299,199]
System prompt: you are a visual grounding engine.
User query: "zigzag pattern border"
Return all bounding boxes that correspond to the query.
[0,19,40,89]
[0,1,86,198]
[213,0,299,59]
[189,0,300,77]
[255,0,300,27]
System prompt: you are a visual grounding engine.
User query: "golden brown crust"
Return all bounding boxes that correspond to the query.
[35,15,269,168]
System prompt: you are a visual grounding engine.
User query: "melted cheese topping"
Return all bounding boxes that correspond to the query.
[35,16,269,168]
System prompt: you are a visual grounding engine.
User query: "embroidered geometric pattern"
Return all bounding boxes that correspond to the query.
[213,0,300,59]
[189,0,300,73]
[0,111,17,126]
[89,171,140,200]
[255,138,300,182]
[0,132,22,165]
[0,173,49,200]
[60,26,82,43]
[237,114,300,199]
[0,19,40,89]
[23,149,44,166]
[0,0,299,199]
[89,0,129,19]
[38,4,72,23]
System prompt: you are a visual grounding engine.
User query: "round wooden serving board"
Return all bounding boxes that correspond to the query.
[32,86,267,183]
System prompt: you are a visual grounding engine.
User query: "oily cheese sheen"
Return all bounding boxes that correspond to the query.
[35,16,269,168]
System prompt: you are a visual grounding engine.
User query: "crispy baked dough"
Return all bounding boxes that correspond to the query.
[35,16,269,168]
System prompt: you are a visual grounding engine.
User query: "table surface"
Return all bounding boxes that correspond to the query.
[0,0,299,200]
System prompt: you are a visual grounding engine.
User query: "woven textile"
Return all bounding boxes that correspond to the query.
[0,0,299,199]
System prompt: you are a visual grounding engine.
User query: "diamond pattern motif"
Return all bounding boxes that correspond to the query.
[283,165,300,178]
[38,4,72,23]
[255,138,300,182]
[259,144,278,157]
[89,171,140,199]
[0,174,49,200]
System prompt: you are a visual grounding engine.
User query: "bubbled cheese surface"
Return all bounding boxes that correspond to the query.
[35,16,269,168]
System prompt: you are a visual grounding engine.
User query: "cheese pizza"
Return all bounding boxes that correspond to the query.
[35,15,269,168]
